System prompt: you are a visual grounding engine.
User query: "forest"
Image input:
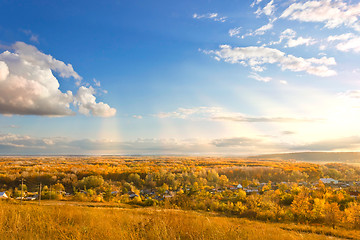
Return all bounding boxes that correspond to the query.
[1,156,360,238]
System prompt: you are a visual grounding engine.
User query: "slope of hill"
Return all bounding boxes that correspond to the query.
[248,152,360,163]
[1,201,358,240]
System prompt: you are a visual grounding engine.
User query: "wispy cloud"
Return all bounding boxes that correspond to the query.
[154,106,321,123]
[193,13,227,22]
[132,115,143,119]
[255,0,276,17]
[0,133,283,155]
[204,45,336,77]
[291,136,360,151]
[269,28,317,48]
[280,0,360,31]
[21,29,39,43]
[248,72,272,82]
[242,22,274,38]
[328,33,360,52]
[229,27,242,37]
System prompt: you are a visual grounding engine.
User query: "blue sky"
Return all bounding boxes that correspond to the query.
[1,0,360,155]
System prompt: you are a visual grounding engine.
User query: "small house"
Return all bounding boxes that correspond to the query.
[320,178,338,184]
[0,192,8,199]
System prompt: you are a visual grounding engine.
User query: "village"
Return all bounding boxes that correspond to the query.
[1,176,359,204]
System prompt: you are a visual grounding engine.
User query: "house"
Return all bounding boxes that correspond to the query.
[245,189,259,195]
[163,191,175,198]
[0,192,8,199]
[236,184,243,189]
[128,192,139,198]
[228,185,237,190]
[320,178,338,184]
[25,196,36,201]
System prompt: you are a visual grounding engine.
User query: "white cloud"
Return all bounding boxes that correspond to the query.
[242,22,274,38]
[279,80,288,85]
[280,0,360,31]
[204,45,336,77]
[229,27,242,37]
[251,0,264,8]
[0,43,76,116]
[255,0,275,17]
[328,33,360,52]
[286,36,316,47]
[132,115,143,119]
[0,133,282,155]
[75,86,116,117]
[255,22,274,35]
[3,131,360,155]
[193,12,227,22]
[13,42,82,80]
[154,106,320,122]
[0,42,116,117]
[328,32,354,41]
[248,72,272,82]
[0,61,9,81]
[338,90,360,99]
[22,30,39,43]
[93,78,101,87]
[269,28,316,47]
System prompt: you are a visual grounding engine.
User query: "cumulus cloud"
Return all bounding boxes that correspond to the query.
[154,106,320,122]
[193,13,227,22]
[280,0,360,31]
[13,42,81,80]
[204,45,336,77]
[0,42,116,117]
[75,86,116,117]
[328,33,360,52]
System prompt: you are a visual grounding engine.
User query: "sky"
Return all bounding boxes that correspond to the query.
[1,0,360,155]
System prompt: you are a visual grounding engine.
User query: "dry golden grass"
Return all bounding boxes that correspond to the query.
[0,201,353,240]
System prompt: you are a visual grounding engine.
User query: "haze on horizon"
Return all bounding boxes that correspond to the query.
[1,0,360,155]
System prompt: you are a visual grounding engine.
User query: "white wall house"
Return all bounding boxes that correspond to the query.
[0,192,8,199]
[320,178,338,184]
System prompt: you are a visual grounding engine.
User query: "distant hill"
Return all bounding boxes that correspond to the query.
[248,152,360,163]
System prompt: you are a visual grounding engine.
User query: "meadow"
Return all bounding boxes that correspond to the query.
[1,200,359,240]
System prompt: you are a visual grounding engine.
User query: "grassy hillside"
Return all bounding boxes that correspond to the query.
[249,152,360,163]
[0,201,359,240]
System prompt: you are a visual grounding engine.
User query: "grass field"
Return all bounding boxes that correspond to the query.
[0,201,359,240]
